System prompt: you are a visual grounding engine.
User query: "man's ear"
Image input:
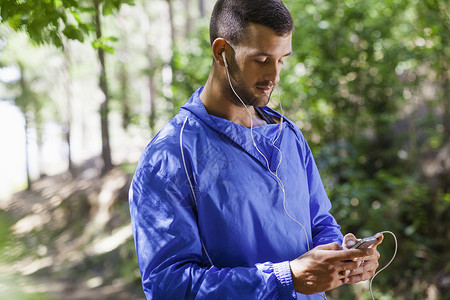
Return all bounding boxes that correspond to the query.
[212,38,228,67]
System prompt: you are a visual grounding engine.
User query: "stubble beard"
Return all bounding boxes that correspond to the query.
[222,72,272,108]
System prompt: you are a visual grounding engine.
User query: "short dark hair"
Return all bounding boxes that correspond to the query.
[209,0,294,46]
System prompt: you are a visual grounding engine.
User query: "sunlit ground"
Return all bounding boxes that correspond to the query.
[0,265,53,300]
[0,166,143,299]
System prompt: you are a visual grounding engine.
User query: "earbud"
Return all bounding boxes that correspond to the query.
[221,51,228,68]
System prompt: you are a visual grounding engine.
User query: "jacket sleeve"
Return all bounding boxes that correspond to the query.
[129,149,297,300]
[303,140,344,247]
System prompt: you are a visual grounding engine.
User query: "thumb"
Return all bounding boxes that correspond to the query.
[343,233,358,249]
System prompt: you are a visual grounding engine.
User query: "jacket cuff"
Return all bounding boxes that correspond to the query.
[273,261,296,299]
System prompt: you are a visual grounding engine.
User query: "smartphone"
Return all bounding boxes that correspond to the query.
[351,232,382,249]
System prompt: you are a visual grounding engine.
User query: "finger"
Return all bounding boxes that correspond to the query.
[325,280,346,292]
[333,248,370,261]
[348,267,377,283]
[357,248,375,258]
[363,259,379,272]
[342,233,358,249]
[337,260,360,272]
[357,249,379,262]
[338,269,351,279]
[346,266,377,284]
[371,233,384,248]
[315,242,343,251]
[346,273,365,284]
[334,277,349,288]
[348,259,379,278]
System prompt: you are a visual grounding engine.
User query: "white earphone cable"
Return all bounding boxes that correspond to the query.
[224,60,311,252]
[223,59,323,297]
[180,116,214,267]
[369,231,398,300]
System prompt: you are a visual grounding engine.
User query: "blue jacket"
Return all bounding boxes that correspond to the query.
[129,87,343,299]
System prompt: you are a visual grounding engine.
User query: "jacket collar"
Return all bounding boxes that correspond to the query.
[180,86,293,172]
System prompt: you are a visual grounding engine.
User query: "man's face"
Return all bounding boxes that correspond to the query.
[225,23,292,107]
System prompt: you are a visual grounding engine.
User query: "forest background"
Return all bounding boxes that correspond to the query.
[0,0,449,299]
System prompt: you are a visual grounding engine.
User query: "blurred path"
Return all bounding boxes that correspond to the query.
[1,164,145,300]
[29,276,144,300]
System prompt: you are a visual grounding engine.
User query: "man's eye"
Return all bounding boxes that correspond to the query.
[256,58,268,64]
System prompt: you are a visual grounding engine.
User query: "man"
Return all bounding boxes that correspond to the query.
[129,0,383,299]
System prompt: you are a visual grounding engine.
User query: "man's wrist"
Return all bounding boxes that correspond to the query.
[289,259,309,294]
[289,260,301,293]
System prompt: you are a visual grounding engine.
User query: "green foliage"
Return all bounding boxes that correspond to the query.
[0,0,82,46]
[92,35,118,53]
[282,0,409,147]
[62,24,84,42]
[170,20,211,112]
[0,0,134,47]
[102,0,134,15]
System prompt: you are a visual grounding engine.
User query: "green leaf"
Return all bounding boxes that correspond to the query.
[102,0,134,15]
[78,23,92,34]
[62,24,84,42]
[92,40,115,54]
[51,32,63,48]
[62,0,78,8]
[91,35,118,52]
[54,0,63,8]
[7,14,22,30]
[92,40,101,50]
[69,9,82,24]
[102,0,116,16]
[102,36,118,42]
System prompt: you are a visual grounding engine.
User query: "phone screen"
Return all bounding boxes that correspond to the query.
[351,233,381,249]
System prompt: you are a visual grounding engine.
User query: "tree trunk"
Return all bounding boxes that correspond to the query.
[94,0,114,175]
[62,39,74,175]
[184,0,192,36]
[167,0,176,46]
[37,124,45,178]
[149,64,157,135]
[441,53,449,143]
[166,0,176,115]
[119,61,131,130]
[24,113,32,191]
[141,0,158,136]
[199,0,205,18]
[18,64,32,190]
[116,14,132,131]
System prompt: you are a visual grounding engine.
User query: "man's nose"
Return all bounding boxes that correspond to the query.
[263,61,281,85]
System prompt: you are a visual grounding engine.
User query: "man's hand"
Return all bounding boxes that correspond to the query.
[342,233,384,284]
[289,242,373,295]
